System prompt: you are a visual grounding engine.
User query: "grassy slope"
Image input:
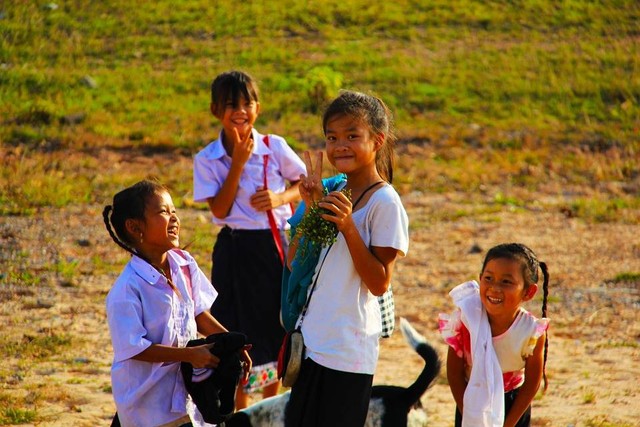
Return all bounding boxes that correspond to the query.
[0,2,639,424]
[0,0,639,216]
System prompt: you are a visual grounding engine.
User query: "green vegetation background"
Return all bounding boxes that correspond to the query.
[1,0,639,219]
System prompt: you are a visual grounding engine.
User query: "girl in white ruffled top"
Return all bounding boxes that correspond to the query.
[439,243,549,427]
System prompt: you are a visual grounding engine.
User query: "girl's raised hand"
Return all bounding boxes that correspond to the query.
[318,190,354,234]
[299,150,324,206]
[230,127,254,166]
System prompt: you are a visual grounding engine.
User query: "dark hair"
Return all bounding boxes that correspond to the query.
[322,90,396,183]
[103,179,167,251]
[210,70,259,116]
[103,180,181,295]
[481,242,550,392]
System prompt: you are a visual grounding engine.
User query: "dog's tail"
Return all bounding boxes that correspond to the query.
[398,317,441,409]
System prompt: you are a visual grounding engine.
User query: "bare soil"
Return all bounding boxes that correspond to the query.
[1,186,639,426]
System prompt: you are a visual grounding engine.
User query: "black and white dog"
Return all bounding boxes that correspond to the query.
[223,318,441,427]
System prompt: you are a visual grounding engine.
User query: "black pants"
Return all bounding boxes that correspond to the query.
[454,387,532,427]
[285,357,373,427]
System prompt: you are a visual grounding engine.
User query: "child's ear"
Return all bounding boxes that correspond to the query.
[125,218,143,238]
[255,102,261,116]
[374,132,385,151]
[523,284,539,301]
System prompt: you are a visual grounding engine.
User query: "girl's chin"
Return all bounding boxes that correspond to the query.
[330,161,353,173]
[233,124,251,136]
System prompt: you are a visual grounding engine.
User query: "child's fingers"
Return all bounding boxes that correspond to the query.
[231,127,241,144]
[319,198,348,216]
[313,151,323,176]
[324,191,351,209]
[303,151,314,176]
[242,127,253,143]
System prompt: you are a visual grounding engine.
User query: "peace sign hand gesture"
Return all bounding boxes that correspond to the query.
[229,126,254,167]
[299,151,324,208]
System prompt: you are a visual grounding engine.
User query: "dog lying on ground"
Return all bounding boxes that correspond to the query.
[223,317,441,427]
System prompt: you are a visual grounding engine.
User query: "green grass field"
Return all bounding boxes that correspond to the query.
[1,0,639,218]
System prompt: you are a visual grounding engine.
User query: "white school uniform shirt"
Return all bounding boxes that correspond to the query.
[193,129,306,230]
[106,250,217,427]
[301,185,409,375]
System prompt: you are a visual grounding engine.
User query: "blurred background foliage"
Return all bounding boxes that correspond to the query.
[0,0,638,219]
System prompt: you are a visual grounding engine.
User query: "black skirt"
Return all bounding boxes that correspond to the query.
[210,227,286,366]
[285,358,373,427]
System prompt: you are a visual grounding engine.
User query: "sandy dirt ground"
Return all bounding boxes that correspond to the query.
[1,191,639,426]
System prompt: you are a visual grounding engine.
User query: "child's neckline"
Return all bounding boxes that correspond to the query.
[350,181,386,212]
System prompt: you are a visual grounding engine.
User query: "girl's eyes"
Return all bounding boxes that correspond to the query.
[225,101,254,109]
[482,276,517,288]
[325,134,360,142]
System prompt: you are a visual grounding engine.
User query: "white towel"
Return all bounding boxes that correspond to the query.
[450,281,504,427]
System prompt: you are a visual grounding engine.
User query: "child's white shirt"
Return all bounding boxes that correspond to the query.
[193,129,306,230]
[301,184,409,375]
[106,250,217,427]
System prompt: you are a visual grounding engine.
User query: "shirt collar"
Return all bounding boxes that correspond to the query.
[205,129,270,160]
[130,255,162,285]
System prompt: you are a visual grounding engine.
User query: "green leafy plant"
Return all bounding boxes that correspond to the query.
[296,188,351,256]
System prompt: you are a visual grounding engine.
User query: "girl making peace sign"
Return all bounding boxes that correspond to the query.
[284,91,409,427]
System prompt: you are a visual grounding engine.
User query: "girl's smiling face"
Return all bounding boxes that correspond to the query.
[137,190,180,255]
[479,257,537,324]
[215,96,260,142]
[324,114,380,175]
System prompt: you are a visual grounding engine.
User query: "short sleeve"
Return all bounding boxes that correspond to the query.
[107,283,153,363]
[522,317,550,357]
[369,187,409,256]
[439,309,468,358]
[193,150,223,203]
[267,134,306,182]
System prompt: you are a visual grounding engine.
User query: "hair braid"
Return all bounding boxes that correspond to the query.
[103,205,137,256]
[539,261,550,393]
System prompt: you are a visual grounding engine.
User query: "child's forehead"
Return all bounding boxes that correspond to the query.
[325,113,366,130]
[483,257,523,275]
[146,190,173,206]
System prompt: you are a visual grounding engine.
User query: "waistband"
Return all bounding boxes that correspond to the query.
[219,226,275,236]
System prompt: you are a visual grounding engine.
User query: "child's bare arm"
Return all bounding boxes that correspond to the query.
[250,181,301,212]
[447,346,467,412]
[504,332,546,427]
[131,343,220,369]
[195,311,228,336]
